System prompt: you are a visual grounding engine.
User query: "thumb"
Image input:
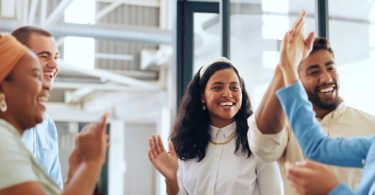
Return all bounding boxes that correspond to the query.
[305,32,315,53]
[168,140,177,158]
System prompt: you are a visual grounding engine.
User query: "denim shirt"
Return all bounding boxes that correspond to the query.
[22,113,63,189]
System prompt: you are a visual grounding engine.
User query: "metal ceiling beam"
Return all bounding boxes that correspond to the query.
[96,0,159,7]
[0,20,172,44]
[44,0,74,27]
[28,0,39,24]
[61,61,160,89]
[65,87,96,103]
[95,0,123,22]
[96,53,134,61]
[53,81,151,91]
[40,0,47,26]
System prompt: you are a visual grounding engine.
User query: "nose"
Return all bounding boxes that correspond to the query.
[319,70,333,83]
[222,87,233,98]
[45,57,59,78]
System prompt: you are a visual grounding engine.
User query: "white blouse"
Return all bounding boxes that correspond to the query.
[177,122,283,195]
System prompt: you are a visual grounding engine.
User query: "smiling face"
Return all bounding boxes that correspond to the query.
[202,68,242,128]
[298,49,342,114]
[1,51,48,132]
[27,33,60,88]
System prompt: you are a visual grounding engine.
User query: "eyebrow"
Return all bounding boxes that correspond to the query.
[37,51,60,57]
[306,64,320,71]
[325,61,335,66]
[306,61,335,71]
[211,81,239,85]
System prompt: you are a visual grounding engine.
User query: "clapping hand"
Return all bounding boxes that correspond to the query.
[285,160,340,195]
[148,135,178,182]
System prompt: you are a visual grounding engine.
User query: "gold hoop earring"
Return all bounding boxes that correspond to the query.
[0,93,7,112]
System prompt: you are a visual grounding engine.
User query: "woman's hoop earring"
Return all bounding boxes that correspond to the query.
[0,93,7,112]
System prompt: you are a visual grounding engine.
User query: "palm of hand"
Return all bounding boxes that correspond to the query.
[153,150,178,180]
[149,136,179,181]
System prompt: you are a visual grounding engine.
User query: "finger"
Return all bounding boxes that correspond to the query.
[168,140,177,158]
[157,135,166,152]
[281,32,290,51]
[99,112,108,131]
[153,135,163,154]
[292,10,306,32]
[301,159,322,169]
[293,15,304,35]
[148,150,155,162]
[287,166,313,179]
[305,32,315,52]
[149,137,159,157]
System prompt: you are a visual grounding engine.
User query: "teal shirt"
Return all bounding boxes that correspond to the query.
[276,81,375,195]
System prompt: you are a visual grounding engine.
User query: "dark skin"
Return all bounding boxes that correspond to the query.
[256,13,335,134]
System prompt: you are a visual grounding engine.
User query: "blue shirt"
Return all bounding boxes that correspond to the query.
[22,113,63,189]
[276,81,375,195]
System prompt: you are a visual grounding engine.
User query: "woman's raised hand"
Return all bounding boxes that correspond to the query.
[148,135,178,181]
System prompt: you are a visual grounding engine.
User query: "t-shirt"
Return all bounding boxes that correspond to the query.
[0,119,60,194]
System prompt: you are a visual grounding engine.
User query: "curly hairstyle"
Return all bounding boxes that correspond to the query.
[171,60,253,161]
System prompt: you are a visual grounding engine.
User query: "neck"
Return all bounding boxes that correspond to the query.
[312,105,335,119]
[209,118,234,128]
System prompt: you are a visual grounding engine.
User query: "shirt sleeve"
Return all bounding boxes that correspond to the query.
[176,160,188,195]
[45,116,64,189]
[276,81,372,168]
[0,129,37,189]
[247,114,288,162]
[329,183,358,195]
[256,159,284,195]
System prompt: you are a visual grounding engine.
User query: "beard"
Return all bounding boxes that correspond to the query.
[308,94,343,110]
[307,82,343,110]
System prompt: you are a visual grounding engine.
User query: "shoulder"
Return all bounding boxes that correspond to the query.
[0,123,20,152]
[342,106,375,123]
[0,124,37,189]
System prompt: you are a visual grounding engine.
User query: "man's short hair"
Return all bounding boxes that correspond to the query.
[311,37,334,57]
[11,26,52,47]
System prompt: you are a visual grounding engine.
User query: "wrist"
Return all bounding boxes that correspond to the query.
[279,65,299,86]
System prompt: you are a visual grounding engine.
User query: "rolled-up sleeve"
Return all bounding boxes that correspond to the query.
[247,114,288,162]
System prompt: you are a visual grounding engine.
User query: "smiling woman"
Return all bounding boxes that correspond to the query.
[148,57,283,195]
[0,34,109,195]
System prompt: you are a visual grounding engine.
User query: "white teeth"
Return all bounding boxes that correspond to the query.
[38,96,48,102]
[220,102,234,106]
[320,87,334,93]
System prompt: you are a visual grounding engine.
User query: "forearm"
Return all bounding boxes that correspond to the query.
[165,177,179,195]
[255,66,285,134]
[277,81,370,167]
[62,162,102,195]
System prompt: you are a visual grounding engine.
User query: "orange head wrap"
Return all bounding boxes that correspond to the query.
[0,34,29,83]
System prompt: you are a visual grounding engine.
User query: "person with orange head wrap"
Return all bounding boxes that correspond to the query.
[0,34,28,82]
[0,33,109,195]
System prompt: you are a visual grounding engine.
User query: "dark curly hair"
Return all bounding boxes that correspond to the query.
[311,37,334,57]
[171,60,253,161]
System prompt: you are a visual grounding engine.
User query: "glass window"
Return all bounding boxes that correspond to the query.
[63,0,96,69]
[193,13,221,74]
[329,1,375,115]
[230,0,315,108]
